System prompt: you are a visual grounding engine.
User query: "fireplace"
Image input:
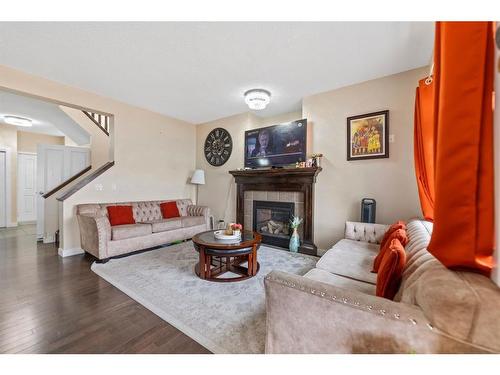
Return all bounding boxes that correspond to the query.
[229,167,322,255]
[253,200,294,248]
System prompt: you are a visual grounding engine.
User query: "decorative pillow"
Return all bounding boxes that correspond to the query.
[376,238,406,300]
[379,220,406,249]
[106,205,135,226]
[372,228,408,272]
[160,201,180,219]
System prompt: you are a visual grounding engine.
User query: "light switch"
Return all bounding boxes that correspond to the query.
[389,134,395,143]
[111,183,117,191]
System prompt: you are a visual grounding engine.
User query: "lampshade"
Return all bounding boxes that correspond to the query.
[191,169,205,185]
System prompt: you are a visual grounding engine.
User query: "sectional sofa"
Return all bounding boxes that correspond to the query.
[76,199,210,261]
[265,219,500,353]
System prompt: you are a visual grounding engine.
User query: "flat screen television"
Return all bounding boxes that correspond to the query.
[244,119,307,168]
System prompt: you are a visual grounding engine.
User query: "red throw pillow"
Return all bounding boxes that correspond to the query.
[160,201,180,219]
[379,220,406,249]
[372,228,408,273]
[376,238,406,300]
[107,205,135,226]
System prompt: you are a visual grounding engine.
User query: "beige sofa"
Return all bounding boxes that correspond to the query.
[76,199,210,261]
[265,219,500,353]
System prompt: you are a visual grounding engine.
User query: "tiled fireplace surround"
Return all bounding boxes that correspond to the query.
[243,191,305,239]
[229,167,321,255]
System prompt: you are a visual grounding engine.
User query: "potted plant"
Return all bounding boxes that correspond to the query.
[289,216,303,253]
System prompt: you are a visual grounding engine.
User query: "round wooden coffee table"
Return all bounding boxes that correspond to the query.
[192,230,262,282]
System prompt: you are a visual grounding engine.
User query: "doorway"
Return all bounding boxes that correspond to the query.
[36,144,90,240]
[17,152,37,223]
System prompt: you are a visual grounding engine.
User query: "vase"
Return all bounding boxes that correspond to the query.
[289,228,300,253]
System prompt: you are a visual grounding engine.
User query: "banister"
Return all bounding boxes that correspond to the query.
[82,110,110,136]
[56,161,115,201]
[43,165,92,199]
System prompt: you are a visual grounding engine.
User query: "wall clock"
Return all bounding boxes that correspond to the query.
[204,127,233,166]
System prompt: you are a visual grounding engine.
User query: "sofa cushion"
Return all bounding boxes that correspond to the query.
[380,220,406,249]
[143,218,182,233]
[376,238,406,300]
[107,205,135,226]
[176,199,192,216]
[132,201,162,222]
[316,239,378,284]
[372,228,408,273]
[396,219,434,299]
[160,201,180,219]
[111,223,152,240]
[394,219,500,350]
[344,221,389,244]
[77,203,103,216]
[181,216,205,228]
[304,268,376,295]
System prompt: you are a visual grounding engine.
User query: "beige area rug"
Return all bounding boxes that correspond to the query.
[91,241,317,353]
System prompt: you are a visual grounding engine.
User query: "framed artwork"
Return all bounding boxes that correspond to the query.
[347,110,389,161]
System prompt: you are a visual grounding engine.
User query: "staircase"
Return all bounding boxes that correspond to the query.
[82,110,110,135]
[42,110,113,202]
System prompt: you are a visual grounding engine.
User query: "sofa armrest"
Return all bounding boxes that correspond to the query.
[264,271,483,353]
[344,221,389,244]
[187,205,211,229]
[76,214,111,259]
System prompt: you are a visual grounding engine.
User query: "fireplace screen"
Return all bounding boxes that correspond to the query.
[253,200,294,248]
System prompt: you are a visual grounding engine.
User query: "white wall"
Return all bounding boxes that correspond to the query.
[0,64,197,252]
[1,63,428,255]
[42,106,113,244]
[17,131,64,153]
[303,67,425,250]
[196,67,426,251]
[0,124,17,225]
[196,111,302,227]
[59,106,110,167]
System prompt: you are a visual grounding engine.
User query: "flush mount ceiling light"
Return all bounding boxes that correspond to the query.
[244,89,271,110]
[3,115,33,127]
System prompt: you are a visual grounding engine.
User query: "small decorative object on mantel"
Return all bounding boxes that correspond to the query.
[347,110,389,161]
[311,153,323,168]
[289,216,303,253]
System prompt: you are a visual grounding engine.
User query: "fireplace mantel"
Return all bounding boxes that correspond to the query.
[229,167,322,255]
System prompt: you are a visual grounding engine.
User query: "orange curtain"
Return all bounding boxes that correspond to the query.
[417,21,495,275]
[414,78,436,221]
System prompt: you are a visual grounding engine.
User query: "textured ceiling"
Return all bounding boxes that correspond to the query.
[0,22,434,124]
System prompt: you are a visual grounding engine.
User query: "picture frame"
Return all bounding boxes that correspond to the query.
[347,110,389,161]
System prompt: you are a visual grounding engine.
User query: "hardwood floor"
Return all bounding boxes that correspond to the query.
[0,225,210,354]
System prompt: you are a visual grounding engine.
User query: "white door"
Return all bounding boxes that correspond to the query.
[0,151,6,228]
[36,144,90,239]
[17,153,37,223]
[68,148,90,175]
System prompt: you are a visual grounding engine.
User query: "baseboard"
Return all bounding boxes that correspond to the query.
[43,234,55,243]
[7,221,18,228]
[18,220,36,225]
[317,248,328,257]
[58,247,85,257]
